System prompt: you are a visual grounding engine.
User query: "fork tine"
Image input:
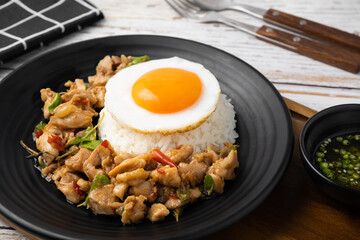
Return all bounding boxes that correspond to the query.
[178,0,202,12]
[166,0,191,18]
[166,0,204,19]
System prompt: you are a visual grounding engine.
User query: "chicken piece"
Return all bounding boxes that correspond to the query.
[40,88,56,119]
[153,186,174,204]
[150,166,181,188]
[66,128,87,144]
[219,143,234,159]
[52,165,67,181]
[55,171,85,203]
[208,173,225,193]
[113,182,129,201]
[147,203,170,222]
[65,147,92,172]
[108,201,124,214]
[163,145,193,164]
[205,144,220,163]
[164,198,182,210]
[61,89,97,105]
[178,161,208,187]
[114,151,137,165]
[88,56,121,86]
[164,187,201,210]
[88,86,106,108]
[76,178,91,192]
[64,79,87,91]
[116,168,149,186]
[88,184,118,215]
[44,124,75,144]
[144,158,158,171]
[101,152,114,175]
[207,150,238,180]
[83,145,112,181]
[35,131,60,164]
[63,90,98,117]
[191,152,214,166]
[49,102,93,129]
[117,55,131,70]
[36,124,76,162]
[121,195,147,224]
[188,187,201,202]
[41,162,58,176]
[128,179,155,198]
[108,153,150,178]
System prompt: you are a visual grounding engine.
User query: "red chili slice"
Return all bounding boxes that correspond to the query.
[75,98,89,105]
[150,149,177,168]
[73,182,85,196]
[148,190,157,202]
[157,168,165,174]
[101,140,114,154]
[47,135,65,151]
[170,193,178,199]
[35,129,43,138]
[101,140,110,148]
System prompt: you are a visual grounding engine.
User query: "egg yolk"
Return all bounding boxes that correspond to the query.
[132,68,202,114]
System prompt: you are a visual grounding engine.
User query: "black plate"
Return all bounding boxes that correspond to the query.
[0,35,293,239]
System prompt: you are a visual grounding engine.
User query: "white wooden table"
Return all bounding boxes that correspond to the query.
[1,0,360,239]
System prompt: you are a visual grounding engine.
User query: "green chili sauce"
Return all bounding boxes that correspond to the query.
[314,133,360,190]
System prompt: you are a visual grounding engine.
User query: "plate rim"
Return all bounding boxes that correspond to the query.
[0,34,294,239]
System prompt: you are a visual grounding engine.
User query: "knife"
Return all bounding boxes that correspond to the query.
[222,16,360,73]
[168,0,359,72]
[189,0,360,53]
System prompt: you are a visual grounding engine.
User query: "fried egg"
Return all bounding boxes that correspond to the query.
[105,57,220,135]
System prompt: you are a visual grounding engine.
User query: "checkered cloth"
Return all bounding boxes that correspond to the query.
[0,0,103,62]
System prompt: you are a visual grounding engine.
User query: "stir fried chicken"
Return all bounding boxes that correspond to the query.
[88,184,118,215]
[147,203,169,222]
[28,55,239,225]
[88,55,131,86]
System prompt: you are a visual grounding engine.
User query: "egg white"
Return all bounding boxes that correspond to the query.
[104,57,220,135]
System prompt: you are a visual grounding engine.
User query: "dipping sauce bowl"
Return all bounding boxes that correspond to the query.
[299,104,360,207]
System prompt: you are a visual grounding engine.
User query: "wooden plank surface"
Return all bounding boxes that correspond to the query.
[1,0,360,239]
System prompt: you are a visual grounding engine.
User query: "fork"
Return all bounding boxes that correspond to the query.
[166,0,359,73]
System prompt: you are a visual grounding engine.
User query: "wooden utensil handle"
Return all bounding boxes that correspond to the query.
[256,25,359,73]
[263,8,360,53]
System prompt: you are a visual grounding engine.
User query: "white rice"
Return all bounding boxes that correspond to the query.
[98,94,238,154]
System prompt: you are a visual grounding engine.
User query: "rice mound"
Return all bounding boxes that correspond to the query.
[98,94,238,154]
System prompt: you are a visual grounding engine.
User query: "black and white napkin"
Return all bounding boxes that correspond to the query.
[0,0,103,62]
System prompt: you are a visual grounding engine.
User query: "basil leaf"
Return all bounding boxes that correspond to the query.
[48,93,62,114]
[78,174,109,207]
[81,140,102,150]
[83,126,97,141]
[35,121,47,132]
[176,188,190,202]
[67,127,97,147]
[204,174,214,196]
[67,137,83,147]
[232,145,239,151]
